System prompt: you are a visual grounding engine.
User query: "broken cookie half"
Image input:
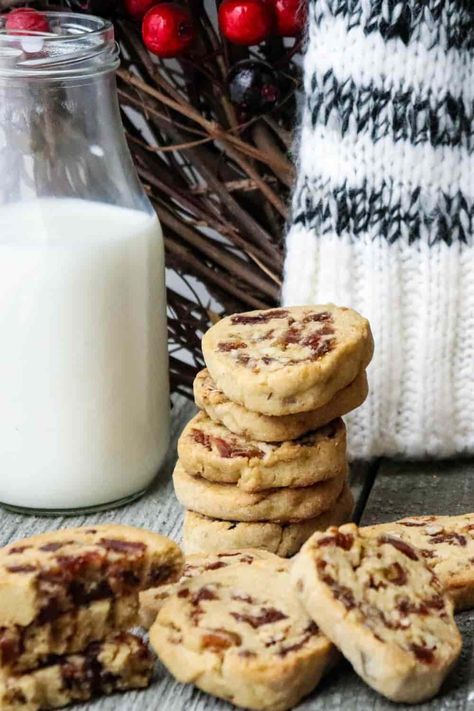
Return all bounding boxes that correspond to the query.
[0,524,183,709]
[0,632,153,711]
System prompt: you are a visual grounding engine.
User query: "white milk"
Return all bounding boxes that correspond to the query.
[0,199,169,510]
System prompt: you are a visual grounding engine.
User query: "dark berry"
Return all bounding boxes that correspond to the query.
[5,8,50,34]
[142,3,195,57]
[123,0,158,20]
[218,0,273,46]
[271,0,306,36]
[228,60,280,117]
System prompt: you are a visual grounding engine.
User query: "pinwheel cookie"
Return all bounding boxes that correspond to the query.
[182,483,354,557]
[173,461,346,523]
[202,305,373,415]
[292,524,462,703]
[178,411,347,491]
[363,513,474,610]
[139,548,284,629]
[150,553,336,711]
[194,368,368,442]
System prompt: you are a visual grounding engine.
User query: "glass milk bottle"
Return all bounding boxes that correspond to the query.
[0,13,169,513]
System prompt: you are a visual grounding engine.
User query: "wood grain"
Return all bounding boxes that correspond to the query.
[361,458,474,524]
[0,404,471,710]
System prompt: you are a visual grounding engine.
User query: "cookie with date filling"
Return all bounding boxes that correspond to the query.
[0,524,183,629]
[194,367,368,442]
[362,513,474,611]
[202,305,373,416]
[0,595,138,673]
[178,411,347,492]
[150,554,337,711]
[182,483,354,558]
[173,461,346,523]
[0,632,153,711]
[139,549,283,629]
[291,524,462,704]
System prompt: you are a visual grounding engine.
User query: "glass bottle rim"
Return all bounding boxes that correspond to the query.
[0,12,119,79]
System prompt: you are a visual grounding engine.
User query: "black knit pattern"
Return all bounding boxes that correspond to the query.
[293,179,474,247]
[313,0,474,51]
[307,71,473,149]
[291,0,474,246]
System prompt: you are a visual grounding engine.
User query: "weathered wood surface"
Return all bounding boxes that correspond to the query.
[361,458,474,523]
[0,399,472,710]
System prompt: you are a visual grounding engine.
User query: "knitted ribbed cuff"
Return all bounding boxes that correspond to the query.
[284,0,474,458]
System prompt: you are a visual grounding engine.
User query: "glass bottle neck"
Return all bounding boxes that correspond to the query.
[0,13,119,79]
[0,70,149,212]
[0,12,150,214]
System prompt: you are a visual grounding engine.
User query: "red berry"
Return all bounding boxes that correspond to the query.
[218,0,273,46]
[5,8,50,34]
[142,3,195,58]
[271,0,306,36]
[123,0,157,20]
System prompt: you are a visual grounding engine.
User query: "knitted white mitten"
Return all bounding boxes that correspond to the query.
[284,0,474,459]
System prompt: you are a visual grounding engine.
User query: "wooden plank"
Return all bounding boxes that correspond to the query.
[361,458,474,524]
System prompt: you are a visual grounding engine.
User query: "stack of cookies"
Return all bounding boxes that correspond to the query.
[0,524,183,710]
[173,304,373,556]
